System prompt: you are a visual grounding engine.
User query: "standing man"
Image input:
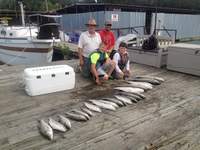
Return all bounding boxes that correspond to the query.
[99,20,115,54]
[78,19,102,78]
[110,42,130,79]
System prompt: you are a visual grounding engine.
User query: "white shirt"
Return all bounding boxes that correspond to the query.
[113,52,130,73]
[78,31,101,58]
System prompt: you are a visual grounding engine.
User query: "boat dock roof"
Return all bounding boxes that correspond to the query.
[0,60,200,150]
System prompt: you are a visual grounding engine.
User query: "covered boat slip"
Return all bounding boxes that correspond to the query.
[0,60,200,150]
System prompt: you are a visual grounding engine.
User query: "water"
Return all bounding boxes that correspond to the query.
[186,40,200,45]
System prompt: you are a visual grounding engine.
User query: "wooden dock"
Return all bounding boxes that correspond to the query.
[0,60,200,150]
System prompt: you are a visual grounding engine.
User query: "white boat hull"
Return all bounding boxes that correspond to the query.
[0,47,53,65]
[0,38,54,65]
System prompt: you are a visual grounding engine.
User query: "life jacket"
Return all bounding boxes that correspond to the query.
[109,50,117,59]
[118,53,129,70]
[89,50,107,68]
[110,50,129,70]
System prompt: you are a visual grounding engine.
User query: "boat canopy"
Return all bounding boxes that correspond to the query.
[28,14,62,18]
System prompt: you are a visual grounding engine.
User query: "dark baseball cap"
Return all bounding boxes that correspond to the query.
[119,42,127,48]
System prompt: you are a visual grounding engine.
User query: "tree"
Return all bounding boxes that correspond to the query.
[0,0,200,11]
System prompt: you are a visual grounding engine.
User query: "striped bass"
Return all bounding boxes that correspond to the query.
[81,107,95,117]
[98,100,119,108]
[135,76,165,82]
[84,102,102,113]
[114,95,133,105]
[48,118,66,132]
[130,78,160,85]
[102,98,125,107]
[58,115,71,129]
[38,120,53,141]
[116,92,143,100]
[114,87,144,94]
[89,100,116,111]
[127,81,153,90]
[65,112,88,121]
[71,109,90,120]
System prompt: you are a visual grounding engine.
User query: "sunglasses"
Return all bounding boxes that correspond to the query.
[105,24,112,27]
[88,24,97,27]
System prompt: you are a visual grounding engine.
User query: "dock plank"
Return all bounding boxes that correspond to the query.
[0,60,200,150]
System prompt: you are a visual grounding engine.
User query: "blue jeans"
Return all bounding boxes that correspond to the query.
[81,56,91,78]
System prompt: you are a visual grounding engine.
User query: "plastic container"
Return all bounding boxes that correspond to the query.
[24,65,75,96]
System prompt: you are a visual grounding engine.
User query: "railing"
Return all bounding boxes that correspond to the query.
[111,26,145,37]
[155,28,177,41]
[65,26,177,44]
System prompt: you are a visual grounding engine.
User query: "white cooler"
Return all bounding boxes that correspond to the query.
[24,65,75,96]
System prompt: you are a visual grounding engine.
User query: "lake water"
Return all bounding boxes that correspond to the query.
[186,40,200,45]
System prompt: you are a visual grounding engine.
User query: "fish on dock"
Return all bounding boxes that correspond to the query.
[84,102,102,113]
[114,95,133,105]
[71,109,90,120]
[130,78,161,85]
[81,107,95,117]
[102,98,125,107]
[89,100,116,111]
[65,112,88,121]
[114,87,144,94]
[123,95,138,103]
[116,92,143,100]
[98,100,119,108]
[130,92,146,99]
[127,81,153,90]
[135,76,165,82]
[58,115,71,129]
[48,118,67,132]
[38,120,53,141]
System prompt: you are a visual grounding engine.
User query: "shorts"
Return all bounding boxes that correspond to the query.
[97,63,112,76]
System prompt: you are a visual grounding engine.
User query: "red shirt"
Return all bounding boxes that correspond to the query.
[99,29,115,52]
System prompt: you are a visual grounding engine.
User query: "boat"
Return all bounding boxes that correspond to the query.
[0,2,61,65]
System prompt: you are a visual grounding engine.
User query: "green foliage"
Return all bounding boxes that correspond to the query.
[0,0,200,11]
[57,44,71,56]
[0,0,73,11]
[0,0,16,9]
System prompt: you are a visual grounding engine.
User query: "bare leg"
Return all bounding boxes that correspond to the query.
[106,60,116,77]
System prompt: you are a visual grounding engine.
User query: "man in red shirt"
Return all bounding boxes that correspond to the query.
[99,20,115,54]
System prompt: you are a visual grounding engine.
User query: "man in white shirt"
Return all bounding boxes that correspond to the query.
[110,42,130,79]
[78,19,102,78]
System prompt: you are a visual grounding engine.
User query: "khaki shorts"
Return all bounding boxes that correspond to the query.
[97,63,112,76]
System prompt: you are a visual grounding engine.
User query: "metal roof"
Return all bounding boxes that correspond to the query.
[57,3,200,14]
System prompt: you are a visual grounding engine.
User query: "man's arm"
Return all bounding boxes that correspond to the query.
[91,64,99,80]
[78,47,84,67]
[126,60,130,71]
[113,53,123,73]
[91,64,101,85]
[78,34,84,67]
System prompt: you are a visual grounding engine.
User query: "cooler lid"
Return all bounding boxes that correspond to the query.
[168,43,200,55]
[170,43,200,49]
[24,65,74,77]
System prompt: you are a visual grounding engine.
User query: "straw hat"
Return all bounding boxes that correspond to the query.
[85,19,98,26]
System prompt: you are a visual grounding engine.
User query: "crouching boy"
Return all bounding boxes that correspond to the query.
[110,42,130,79]
[90,43,115,85]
